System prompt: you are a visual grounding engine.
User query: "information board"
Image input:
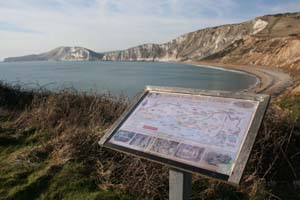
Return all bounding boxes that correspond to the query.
[99,86,269,184]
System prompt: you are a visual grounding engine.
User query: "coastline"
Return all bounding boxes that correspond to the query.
[184,61,292,95]
[181,62,260,91]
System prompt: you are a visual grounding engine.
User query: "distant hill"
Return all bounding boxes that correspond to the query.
[4,12,300,73]
[4,47,104,62]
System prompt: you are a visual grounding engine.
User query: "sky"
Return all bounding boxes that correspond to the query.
[0,0,299,60]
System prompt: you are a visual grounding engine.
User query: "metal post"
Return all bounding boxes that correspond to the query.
[169,168,192,200]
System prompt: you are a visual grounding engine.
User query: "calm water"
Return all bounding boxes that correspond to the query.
[0,61,257,97]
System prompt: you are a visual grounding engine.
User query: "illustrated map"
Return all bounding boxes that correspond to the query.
[109,91,259,175]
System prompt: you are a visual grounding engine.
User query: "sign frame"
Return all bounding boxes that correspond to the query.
[99,86,270,185]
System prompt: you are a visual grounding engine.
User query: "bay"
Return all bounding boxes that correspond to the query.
[0,61,257,98]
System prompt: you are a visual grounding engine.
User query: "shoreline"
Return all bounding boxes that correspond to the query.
[181,62,260,91]
[184,61,292,95]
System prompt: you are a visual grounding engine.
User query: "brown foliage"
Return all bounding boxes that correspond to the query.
[0,81,36,111]
[1,83,300,199]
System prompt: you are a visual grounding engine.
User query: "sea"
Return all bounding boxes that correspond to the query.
[0,61,258,98]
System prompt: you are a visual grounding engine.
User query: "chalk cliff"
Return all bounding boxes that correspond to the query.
[102,17,270,61]
[102,13,300,72]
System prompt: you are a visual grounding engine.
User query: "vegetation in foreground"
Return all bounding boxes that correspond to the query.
[0,82,300,200]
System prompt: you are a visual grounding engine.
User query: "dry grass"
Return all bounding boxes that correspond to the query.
[0,83,300,199]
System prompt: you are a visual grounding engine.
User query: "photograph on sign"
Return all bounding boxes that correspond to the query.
[100,86,269,184]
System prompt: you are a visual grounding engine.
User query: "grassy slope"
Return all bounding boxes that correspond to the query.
[0,83,300,200]
[0,124,132,200]
[0,84,133,200]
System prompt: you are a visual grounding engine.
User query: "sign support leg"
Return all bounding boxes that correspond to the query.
[169,168,192,200]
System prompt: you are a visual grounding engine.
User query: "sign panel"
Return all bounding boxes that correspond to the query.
[99,86,269,184]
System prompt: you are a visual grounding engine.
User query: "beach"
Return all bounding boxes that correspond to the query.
[186,61,293,96]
